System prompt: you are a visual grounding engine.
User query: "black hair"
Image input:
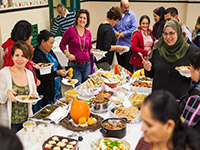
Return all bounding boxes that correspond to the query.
[37,29,54,46]
[11,40,33,60]
[11,20,33,42]
[107,6,122,21]
[143,90,200,150]
[75,9,90,28]
[139,15,150,25]
[189,48,200,70]
[165,7,178,17]
[153,6,165,22]
[0,126,23,150]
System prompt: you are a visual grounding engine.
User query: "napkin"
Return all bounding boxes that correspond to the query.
[118,46,130,55]
[92,51,107,61]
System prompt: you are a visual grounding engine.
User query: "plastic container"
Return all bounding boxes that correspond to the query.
[65,90,78,102]
[104,79,118,88]
[23,120,36,132]
[39,63,53,75]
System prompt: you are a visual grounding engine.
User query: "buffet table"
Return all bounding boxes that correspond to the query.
[17,113,143,150]
[16,68,152,150]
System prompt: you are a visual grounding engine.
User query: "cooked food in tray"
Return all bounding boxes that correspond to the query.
[32,105,58,120]
[129,92,146,107]
[97,72,112,78]
[42,135,78,150]
[102,120,126,130]
[90,95,110,104]
[131,81,152,88]
[113,105,139,121]
[176,66,190,70]
[39,63,53,67]
[139,76,152,81]
[112,87,128,93]
[79,77,103,89]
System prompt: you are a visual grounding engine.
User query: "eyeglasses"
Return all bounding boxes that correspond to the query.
[163,32,176,37]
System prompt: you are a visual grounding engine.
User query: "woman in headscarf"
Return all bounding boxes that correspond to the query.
[143,20,200,99]
[152,6,165,40]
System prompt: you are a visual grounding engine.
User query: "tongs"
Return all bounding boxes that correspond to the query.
[138,52,145,61]
[101,74,112,82]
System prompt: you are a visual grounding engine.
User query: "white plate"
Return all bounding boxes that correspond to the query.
[92,50,107,55]
[176,68,191,78]
[91,137,130,150]
[16,95,43,103]
[77,95,95,100]
[123,46,130,52]
[62,78,78,85]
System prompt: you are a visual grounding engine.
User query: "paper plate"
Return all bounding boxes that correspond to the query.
[92,51,107,55]
[77,95,95,101]
[123,46,130,52]
[62,78,78,86]
[176,68,191,78]
[16,95,43,103]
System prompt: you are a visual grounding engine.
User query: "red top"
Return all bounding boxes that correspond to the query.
[129,27,154,68]
[1,38,37,83]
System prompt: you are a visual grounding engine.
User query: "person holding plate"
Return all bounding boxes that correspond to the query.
[130,15,154,72]
[143,20,199,99]
[33,30,67,112]
[60,9,94,86]
[0,41,38,133]
[95,6,125,71]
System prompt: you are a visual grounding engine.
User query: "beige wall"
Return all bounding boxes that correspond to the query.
[81,2,200,38]
[0,2,199,68]
[0,7,50,68]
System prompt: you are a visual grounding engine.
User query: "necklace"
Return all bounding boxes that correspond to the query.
[78,32,85,51]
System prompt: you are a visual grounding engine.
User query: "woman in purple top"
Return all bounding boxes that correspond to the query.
[60,9,93,86]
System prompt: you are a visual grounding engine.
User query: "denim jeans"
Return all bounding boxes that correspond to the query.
[68,61,91,86]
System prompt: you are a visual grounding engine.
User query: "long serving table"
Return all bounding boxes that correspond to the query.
[17,113,142,150]
[17,70,149,150]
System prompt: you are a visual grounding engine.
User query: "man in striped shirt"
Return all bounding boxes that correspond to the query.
[51,4,75,36]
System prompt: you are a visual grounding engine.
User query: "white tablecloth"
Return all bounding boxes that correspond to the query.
[17,113,142,150]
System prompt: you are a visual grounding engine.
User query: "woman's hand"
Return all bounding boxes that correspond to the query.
[142,60,152,71]
[67,53,76,61]
[57,70,68,77]
[117,46,124,52]
[65,76,72,81]
[36,79,41,86]
[7,88,17,102]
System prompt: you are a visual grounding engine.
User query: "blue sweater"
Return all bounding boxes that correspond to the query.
[51,10,75,36]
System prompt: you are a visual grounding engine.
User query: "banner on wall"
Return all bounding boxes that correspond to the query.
[0,0,48,9]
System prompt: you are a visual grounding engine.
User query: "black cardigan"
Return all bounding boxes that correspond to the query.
[95,23,117,65]
[145,45,199,99]
[33,46,63,106]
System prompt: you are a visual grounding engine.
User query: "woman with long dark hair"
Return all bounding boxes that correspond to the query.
[152,6,165,40]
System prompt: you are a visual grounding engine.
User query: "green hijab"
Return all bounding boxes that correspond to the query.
[149,20,189,63]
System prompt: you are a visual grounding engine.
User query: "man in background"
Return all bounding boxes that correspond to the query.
[51,4,75,36]
[113,0,138,72]
[164,7,192,41]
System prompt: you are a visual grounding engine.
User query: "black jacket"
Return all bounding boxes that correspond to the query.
[145,45,198,99]
[33,46,63,106]
[95,23,117,65]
